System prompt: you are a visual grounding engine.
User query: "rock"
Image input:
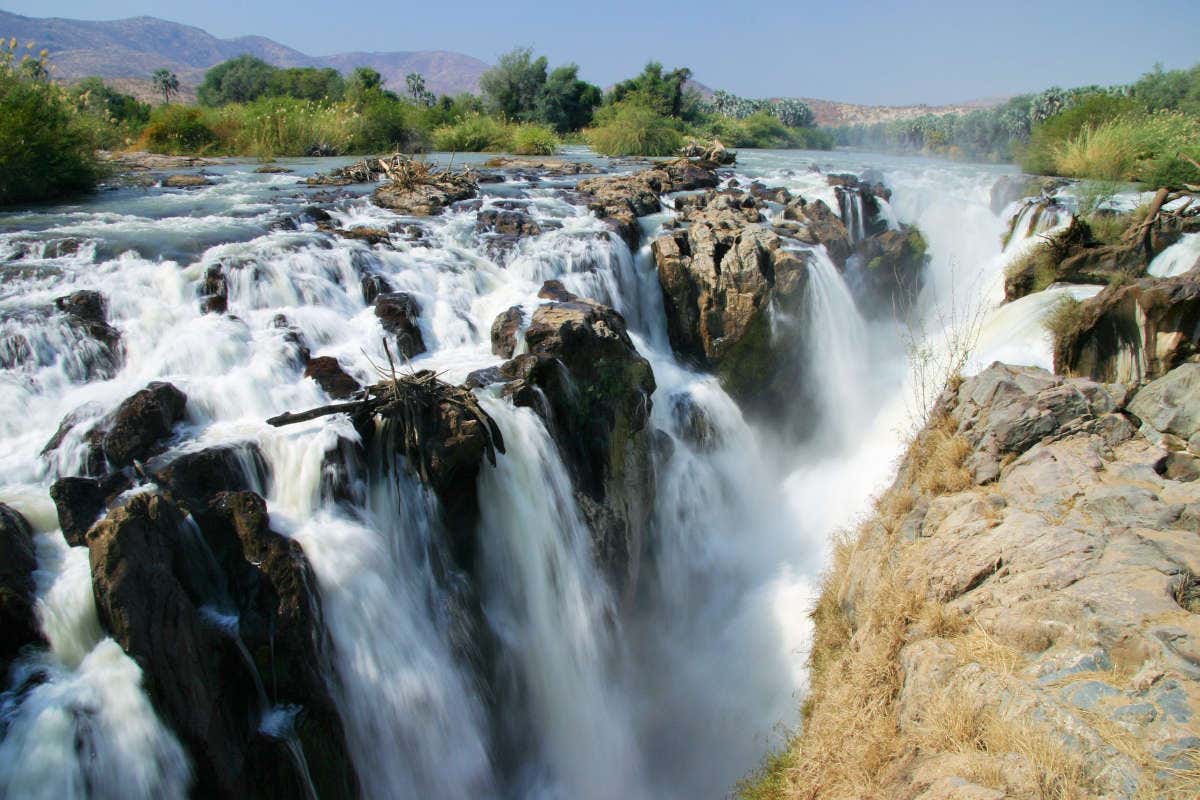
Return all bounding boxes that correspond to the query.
[651,191,811,421]
[360,274,394,305]
[162,174,213,188]
[989,174,1067,215]
[0,504,46,671]
[490,306,525,358]
[577,161,719,249]
[49,473,131,546]
[152,443,271,513]
[54,290,122,379]
[304,356,362,400]
[495,286,656,594]
[327,226,392,246]
[371,178,477,216]
[199,265,227,314]
[1128,363,1200,451]
[254,165,292,174]
[373,292,427,359]
[86,491,357,798]
[476,208,542,238]
[784,198,852,266]
[97,382,188,468]
[852,227,929,313]
[680,139,736,166]
[1054,271,1200,384]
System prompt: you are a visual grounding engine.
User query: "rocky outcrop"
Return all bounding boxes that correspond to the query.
[988,174,1068,215]
[162,174,213,188]
[98,381,188,468]
[652,192,811,417]
[55,289,123,380]
[852,227,929,313]
[783,197,853,266]
[766,362,1200,798]
[86,488,357,799]
[490,305,524,358]
[304,356,362,400]
[374,292,427,359]
[476,284,656,594]
[577,160,719,249]
[372,174,477,216]
[49,472,131,546]
[0,504,45,674]
[1054,271,1200,384]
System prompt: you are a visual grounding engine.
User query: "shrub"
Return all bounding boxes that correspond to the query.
[1019,92,1139,174]
[348,97,422,153]
[510,123,559,155]
[1053,112,1200,185]
[0,43,100,205]
[585,100,682,156]
[139,105,218,154]
[1043,296,1084,352]
[432,113,513,152]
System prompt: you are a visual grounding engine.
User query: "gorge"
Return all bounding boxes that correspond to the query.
[0,143,1198,800]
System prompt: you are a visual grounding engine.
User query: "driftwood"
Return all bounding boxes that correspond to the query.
[1122,184,1200,261]
[267,342,505,470]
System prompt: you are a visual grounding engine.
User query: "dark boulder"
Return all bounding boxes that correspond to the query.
[374,292,427,359]
[304,357,362,400]
[54,290,122,380]
[360,273,394,305]
[98,382,188,468]
[86,491,358,799]
[490,306,525,358]
[476,209,542,238]
[0,504,46,672]
[200,265,228,314]
[50,473,131,547]
[152,443,271,514]
[852,227,929,313]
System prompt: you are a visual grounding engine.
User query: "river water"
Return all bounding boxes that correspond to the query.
[0,147,1072,798]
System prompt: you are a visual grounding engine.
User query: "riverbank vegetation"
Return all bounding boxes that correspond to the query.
[832,62,1200,187]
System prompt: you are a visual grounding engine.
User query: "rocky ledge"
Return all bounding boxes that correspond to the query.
[770,359,1200,799]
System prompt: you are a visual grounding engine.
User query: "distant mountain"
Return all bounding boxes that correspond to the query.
[797,96,1006,127]
[0,10,490,98]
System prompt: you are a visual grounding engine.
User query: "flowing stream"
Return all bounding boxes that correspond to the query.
[0,148,1081,798]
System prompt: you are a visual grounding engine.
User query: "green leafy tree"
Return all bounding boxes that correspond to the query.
[266,67,344,101]
[609,61,698,120]
[197,55,274,106]
[152,68,180,105]
[72,77,150,124]
[535,64,601,132]
[480,47,548,121]
[346,67,397,105]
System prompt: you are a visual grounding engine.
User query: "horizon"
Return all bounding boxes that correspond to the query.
[3,1,1199,105]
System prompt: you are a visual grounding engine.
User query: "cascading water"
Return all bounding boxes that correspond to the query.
[1149,232,1200,278]
[0,148,1096,799]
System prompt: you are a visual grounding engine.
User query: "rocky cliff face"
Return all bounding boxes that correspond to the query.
[763,360,1200,798]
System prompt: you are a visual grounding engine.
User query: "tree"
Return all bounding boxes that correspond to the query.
[152,68,180,105]
[197,55,274,106]
[479,47,548,121]
[346,67,396,105]
[405,72,435,107]
[535,64,601,132]
[266,67,344,101]
[609,61,697,120]
[72,77,150,124]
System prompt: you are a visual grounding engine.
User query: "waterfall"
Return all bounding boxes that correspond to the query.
[1149,232,1200,278]
[476,396,644,799]
[1,152,1127,800]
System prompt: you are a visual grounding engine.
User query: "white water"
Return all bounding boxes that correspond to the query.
[1149,232,1200,278]
[0,149,1076,798]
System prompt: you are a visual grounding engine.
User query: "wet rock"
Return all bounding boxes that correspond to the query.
[254,165,293,174]
[490,305,525,358]
[482,157,596,176]
[162,174,213,188]
[97,382,188,468]
[852,226,929,312]
[783,198,852,266]
[374,292,427,359]
[371,177,477,216]
[989,174,1068,215]
[86,490,358,799]
[0,504,46,671]
[577,161,719,249]
[476,208,542,238]
[54,289,122,379]
[360,273,394,305]
[496,286,656,594]
[651,192,811,419]
[322,225,392,247]
[1054,271,1200,384]
[153,443,271,514]
[199,265,228,314]
[304,356,362,400]
[50,473,132,547]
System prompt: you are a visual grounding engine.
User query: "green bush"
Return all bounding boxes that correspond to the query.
[586,100,683,156]
[139,105,219,154]
[1052,112,1200,185]
[0,44,100,205]
[510,123,559,155]
[432,114,513,152]
[1019,92,1140,174]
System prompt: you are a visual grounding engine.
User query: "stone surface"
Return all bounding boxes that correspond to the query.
[490,305,524,359]
[1054,271,1200,383]
[0,504,45,672]
[371,178,476,216]
[96,381,188,468]
[374,292,427,359]
[304,356,362,400]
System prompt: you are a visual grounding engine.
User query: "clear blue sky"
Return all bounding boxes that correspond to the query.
[5,0,1199,104]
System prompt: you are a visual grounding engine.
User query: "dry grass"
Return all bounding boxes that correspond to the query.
[911,415,973,496]
[1043,296,1084,353]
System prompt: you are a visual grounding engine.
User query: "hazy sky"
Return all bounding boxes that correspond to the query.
[5,0,1199,104]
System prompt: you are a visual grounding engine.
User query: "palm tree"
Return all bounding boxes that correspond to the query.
[152,68,180,105]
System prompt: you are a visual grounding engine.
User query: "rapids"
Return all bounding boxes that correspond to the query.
[0,148,1087,798]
